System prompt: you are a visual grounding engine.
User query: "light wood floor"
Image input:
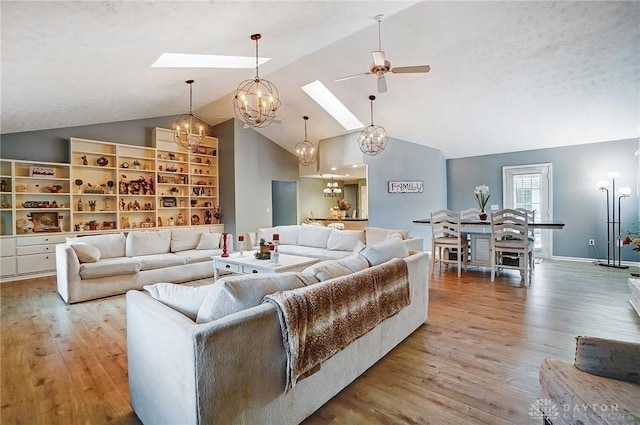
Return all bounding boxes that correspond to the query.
[2,260,639,425]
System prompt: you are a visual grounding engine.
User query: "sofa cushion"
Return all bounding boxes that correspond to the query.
[326,229,365,251]
[277,225,301,245]
[303,254,370,281]
[70,242,101,263]
[132,253,186,271]
[174,249,222,264]
[67,232,126,259]
[360,237,410,266]
[298,224,332,248]
[170,229,204,252]
[195,272,319,324]
[126,230,171,257]
[79,257,141,279]
[277,245,353,260]
[143,282,212,321]
[365,226,409,245]
[196,233,222,250]
[257,226,278,243]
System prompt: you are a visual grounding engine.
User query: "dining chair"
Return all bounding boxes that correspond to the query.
[431,209,468,277]
[514,208,536,268]
[490,208,533,285]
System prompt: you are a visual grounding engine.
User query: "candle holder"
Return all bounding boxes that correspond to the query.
[238,235,245,257]
[221,232,229,257]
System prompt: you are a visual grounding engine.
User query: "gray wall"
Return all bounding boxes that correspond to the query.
[447,138,640,262]
[211,120,300,240]
[366,137,448,249]
[0,116,183,163]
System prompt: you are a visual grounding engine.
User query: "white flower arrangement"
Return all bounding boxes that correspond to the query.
[474,185,491,211]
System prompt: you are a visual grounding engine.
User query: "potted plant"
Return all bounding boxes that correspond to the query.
[86,220,98,231]
[133,160,141,170]
[88,200,97,211]
[474,185,491,220]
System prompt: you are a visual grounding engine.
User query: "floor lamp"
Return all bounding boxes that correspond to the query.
[597,171,629,269]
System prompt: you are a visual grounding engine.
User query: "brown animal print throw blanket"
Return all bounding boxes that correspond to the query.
[263,258,410,391]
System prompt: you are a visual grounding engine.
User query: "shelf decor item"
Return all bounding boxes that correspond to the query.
[96,156,109,167]
[232,34,281,128]
[29,212,60,233]
[29,166,56,177]
[173,80,207,150]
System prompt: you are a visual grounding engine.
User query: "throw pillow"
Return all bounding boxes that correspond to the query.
[195,272,318,323]
[70,242,101,263]
[360,237,409,266]
[144,283,212,321]
[277,225,301,245]
[257,226,278,243]
[196,233,222,250]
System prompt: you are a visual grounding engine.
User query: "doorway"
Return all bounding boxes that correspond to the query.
[344,184,358,218]
[271,180,297,226]
[503,163,553,258]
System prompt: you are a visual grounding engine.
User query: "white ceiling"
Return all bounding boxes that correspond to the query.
[2,1,639,159]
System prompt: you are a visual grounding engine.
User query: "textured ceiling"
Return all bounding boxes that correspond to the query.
[2,1,639,159]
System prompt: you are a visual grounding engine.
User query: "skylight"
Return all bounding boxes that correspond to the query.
[151,53,270,68]
[300,80,363,131]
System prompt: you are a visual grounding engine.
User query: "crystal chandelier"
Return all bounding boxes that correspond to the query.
[295,116,317,166]
[358,95,388,156]
[323,176,342,197]
[233,34,281,128]
[174,80,207,150]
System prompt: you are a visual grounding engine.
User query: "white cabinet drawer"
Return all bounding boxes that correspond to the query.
[1,238,16,257]
[16,234,67,246]
[1,257,16,277]
[216,261,239,273]
[242,265,265,274]
[17,244,56,255]
[17,253,56,274]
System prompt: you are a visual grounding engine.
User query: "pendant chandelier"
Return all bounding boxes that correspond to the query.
[358,95,388,156]
[295,116,317,166]
[174,80,207,150]
[323,176,342,197]
[233,34,281,128]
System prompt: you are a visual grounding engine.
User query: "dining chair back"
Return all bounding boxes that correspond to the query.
[431,209,468,277]
[490,208,533,284]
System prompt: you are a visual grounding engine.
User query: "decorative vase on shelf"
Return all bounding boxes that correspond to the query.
[479,210,488,221]
[339,210,347,219]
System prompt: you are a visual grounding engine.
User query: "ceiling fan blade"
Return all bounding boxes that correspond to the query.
[391,65,431,74]
[335,72,372,82]
[377,75,387,94]
[372,51,386,67]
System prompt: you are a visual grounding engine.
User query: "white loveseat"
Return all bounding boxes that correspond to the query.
[126,240,429,425]
[56,229,232,304]
[248,224,424,260]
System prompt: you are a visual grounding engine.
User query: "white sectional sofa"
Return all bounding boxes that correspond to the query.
[126,238,429,425]
[56,229,232,304]
[248,224,424,260]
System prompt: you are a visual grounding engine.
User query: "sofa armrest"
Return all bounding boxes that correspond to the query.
[55,243,81,304]
[403,237,424,251]
[574,336,640,384]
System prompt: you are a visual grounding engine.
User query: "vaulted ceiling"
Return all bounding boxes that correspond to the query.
[2,1,638,159]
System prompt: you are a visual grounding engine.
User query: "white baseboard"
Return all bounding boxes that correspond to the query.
[551,255,639,268]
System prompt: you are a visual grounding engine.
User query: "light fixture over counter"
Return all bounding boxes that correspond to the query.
[174,80,207,150]
[323,176,342,197]
[232,34,281,128]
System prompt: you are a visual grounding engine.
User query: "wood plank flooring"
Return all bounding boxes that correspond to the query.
[1,260,638,424]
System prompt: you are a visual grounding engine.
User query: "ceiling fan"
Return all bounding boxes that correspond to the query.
[335,14,431,93]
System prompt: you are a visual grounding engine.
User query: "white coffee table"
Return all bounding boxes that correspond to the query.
[212,251,319,280]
